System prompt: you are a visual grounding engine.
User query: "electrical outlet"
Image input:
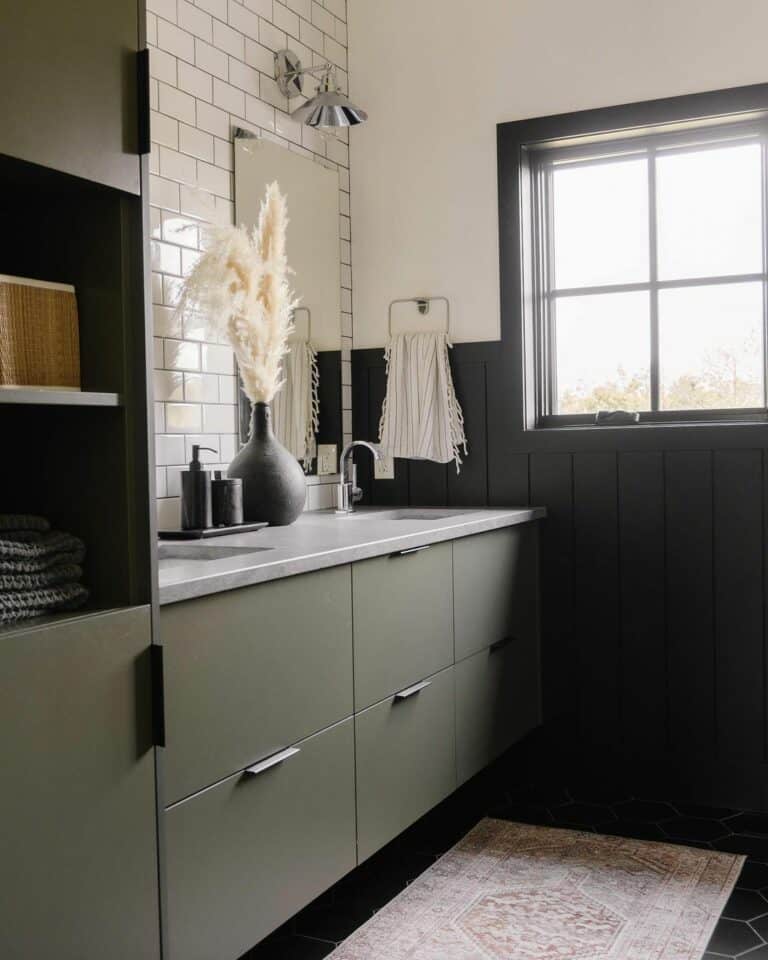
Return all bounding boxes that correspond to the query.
[374,455,395,480]
[317,444,337,476]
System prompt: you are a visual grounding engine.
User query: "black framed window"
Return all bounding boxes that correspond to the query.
[507,91,768,429]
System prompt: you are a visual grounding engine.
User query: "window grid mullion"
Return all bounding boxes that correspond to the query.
[544,165,557,415]
[549,273,767,298]
[762,140,768,409]
[648,147,660,412]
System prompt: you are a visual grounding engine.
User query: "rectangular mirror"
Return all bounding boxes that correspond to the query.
[234,133,342,473]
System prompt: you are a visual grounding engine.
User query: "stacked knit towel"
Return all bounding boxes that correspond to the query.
[0,515,89,624]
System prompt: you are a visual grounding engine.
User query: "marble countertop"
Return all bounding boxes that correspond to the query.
[157,505,547,605]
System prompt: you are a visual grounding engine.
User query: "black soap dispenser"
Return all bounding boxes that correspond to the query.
[181,445,217,530]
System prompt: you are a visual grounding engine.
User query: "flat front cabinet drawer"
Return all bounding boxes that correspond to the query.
[355,666,455,862]
[162,565,352,803]
[166,719,356,960]
[352,542,453,709]
[455,635,541,786]
[453,524,539,661]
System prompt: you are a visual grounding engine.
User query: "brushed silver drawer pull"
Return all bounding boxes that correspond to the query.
[391,545,431,557]
[394,679,432,700]
[490,636,514,653]
[245,746,300,776]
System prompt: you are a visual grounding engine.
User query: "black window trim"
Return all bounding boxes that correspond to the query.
[498,83,768,436]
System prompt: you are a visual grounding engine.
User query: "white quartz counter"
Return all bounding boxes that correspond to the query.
[158,505,546,604]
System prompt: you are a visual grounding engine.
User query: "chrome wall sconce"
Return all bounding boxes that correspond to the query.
[274,48,368,129]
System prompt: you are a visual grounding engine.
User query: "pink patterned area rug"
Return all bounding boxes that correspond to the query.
[330,819,744,960]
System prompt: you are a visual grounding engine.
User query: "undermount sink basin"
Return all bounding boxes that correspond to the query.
[158,543,273,563]
[343,509,473,522]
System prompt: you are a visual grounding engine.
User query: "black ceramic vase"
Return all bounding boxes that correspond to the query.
[227,402,306,525]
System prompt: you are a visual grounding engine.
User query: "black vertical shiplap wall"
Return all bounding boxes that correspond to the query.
[353,345,768,807]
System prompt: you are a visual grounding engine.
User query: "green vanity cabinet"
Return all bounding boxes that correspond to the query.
[166,719,356,960]
[453,525,539,661]
[0,608,160,960]
[455,636,541,785]
[355,666,456,861]
[161,565,353,804]
[352,542,454,709]
[160,519,541,957]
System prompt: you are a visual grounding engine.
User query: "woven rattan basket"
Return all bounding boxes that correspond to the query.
[0,274,80,388]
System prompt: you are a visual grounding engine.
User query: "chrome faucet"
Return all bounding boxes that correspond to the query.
[336,441,382,513]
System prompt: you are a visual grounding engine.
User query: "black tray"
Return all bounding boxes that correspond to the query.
[158,522,269,540]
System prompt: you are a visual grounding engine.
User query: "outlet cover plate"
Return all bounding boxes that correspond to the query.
[317,444,337,476]
[374,455,395,480]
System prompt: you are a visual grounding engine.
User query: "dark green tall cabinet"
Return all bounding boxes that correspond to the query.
[0,0,141,193]
[0,2,160,958]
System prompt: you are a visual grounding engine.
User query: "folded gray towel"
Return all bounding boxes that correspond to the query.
[0,515,50,533]
[0,564,83,592]
[0,582,89,624]
[0,531,86,572]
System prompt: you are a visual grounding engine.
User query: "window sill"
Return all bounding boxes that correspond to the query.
[533,416,768,432]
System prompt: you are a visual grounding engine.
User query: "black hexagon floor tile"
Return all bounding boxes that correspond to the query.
[751,912,768,941]
[596,819,667,841]
[505,783,571,806]
[246,934,336,959]
[738,860,768,890]
[721,888,768,922]
[716,835,768,862]
[566,783,634,805]
[294,906,363,943]
[487,802,553,826]
[735,946,768,959]
[549,802,615,827]
[707,917,763,956]
[672,801,739,820]
[730,813,768,837]
[663,817,731,842]
[613,799,678,822]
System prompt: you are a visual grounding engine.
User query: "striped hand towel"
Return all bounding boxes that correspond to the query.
[272,338,319,472]
[378,332,467,472]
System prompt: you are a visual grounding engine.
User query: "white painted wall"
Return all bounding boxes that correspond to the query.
[348,0,768,348]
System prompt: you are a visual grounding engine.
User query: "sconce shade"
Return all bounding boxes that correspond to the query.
[291,88,368,128]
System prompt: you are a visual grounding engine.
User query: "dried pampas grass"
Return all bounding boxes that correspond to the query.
[177,181,297,404]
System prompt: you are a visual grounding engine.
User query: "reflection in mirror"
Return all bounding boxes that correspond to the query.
[234,133,342,473]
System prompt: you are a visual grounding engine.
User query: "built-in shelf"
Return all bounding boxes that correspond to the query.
[0,386,121,407]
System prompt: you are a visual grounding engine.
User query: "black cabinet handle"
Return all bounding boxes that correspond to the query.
[490,636,514,653]
[137,49,151,156]
[390,545,431,558]
[150,644,166,748]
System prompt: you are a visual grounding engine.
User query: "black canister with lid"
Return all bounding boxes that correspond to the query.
[211,472,244,527]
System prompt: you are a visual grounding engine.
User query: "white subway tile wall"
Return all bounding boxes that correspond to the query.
[148,0,352,525]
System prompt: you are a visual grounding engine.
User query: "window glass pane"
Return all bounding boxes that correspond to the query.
[552,157,649,289]
[555,292,651,414]
[659,281,764,410]
[656,142,762,281]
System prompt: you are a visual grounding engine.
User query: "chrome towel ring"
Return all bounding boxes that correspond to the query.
[388,296,450,338]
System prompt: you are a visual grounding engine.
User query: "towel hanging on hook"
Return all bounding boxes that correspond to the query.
[272,306,319,472]
[379,296,467,472]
